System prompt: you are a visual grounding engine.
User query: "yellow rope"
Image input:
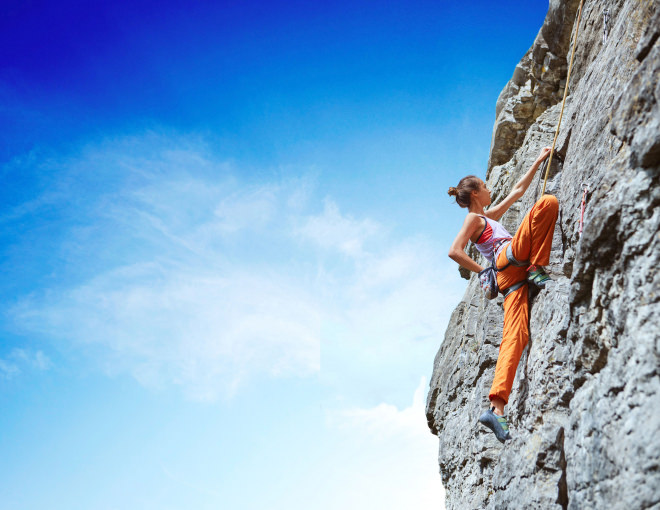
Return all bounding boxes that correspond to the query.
[542,0,586,194]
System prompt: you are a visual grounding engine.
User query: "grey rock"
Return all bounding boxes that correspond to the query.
[426,1,660,509]
[488,0,580,171]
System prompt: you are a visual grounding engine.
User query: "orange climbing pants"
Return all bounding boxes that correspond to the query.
[489,194,559,404]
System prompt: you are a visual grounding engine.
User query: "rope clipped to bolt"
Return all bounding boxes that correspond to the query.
[542,0,586,195]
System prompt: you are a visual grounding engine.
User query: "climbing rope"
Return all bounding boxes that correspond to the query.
[542,0,586,194]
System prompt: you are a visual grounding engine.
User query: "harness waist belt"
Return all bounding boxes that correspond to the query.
[505,243,528,267]
[492,238,511,258]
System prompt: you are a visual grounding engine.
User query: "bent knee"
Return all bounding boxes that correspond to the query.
[540,194,558,211]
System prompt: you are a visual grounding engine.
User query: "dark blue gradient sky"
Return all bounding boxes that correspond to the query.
[0,2,549,508]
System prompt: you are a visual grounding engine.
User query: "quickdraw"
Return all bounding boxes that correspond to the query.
[579,185,589,236]
[603,9,610,44]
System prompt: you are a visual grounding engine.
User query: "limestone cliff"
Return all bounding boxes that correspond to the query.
[426,1,659,509]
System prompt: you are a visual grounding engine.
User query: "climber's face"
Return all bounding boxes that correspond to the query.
[474,179,491,207]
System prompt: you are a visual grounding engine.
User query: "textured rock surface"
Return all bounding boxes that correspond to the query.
[426,1,659,509]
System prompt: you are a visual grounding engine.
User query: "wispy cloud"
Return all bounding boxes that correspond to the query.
[329,376,432,439]
[0,360,20,380]
[324,377,446,510]
[0,348,52,380]
[13,266,320,399]
[5,132,462,400]
[8,138,322,399]
[297,198,381,257]
[315,229,463,404]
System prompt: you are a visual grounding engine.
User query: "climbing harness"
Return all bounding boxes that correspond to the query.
[478,254,526,300]
[504,243,528,269]
[498,243,529,297]
[579,184,589,236]
[542,0,586,194]
[501,279,527,299]
[603,9,610,44]
[479,242,528,300]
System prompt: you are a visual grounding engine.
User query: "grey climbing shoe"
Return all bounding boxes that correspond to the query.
[478,407,512,443]
[528,265,551,288]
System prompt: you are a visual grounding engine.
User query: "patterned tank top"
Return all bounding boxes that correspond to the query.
[473,215,513,262]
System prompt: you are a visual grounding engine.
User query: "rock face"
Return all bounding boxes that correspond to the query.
[426,1,660,509]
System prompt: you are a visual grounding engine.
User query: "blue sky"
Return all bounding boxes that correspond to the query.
[1,1,548,508]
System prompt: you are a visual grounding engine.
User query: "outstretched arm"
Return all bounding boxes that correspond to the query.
[486,147,552,221]
[448,213,485,273]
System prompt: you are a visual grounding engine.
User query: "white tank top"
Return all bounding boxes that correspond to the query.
[473,215,513,262]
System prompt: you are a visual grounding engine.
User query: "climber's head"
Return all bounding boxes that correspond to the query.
[448,176,490,208]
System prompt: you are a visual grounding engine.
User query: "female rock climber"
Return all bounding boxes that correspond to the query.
[447,146,558,443]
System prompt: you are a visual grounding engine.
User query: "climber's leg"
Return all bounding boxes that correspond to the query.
[485,196,557,413]
[490,396,505,416]
[509,194,559,266]
[488,282,529,404]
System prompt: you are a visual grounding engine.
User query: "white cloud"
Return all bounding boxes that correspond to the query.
[297,198,381,257]
[323,377,446,510]
[330,375,430,439]
[11,348,53,370]
[0,359,20,380]
[8,135,323,400]
[0,349,52,379]
[213,185,279,233]
[316,232,464,405]
[3,131,456,508]
[7,132,463,403]
[12,262,321,401]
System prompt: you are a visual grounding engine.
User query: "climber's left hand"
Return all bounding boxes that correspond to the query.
[536,147,553,163]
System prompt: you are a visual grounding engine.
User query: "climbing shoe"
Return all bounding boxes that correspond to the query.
[478,407,512,443]
[527,265,551,288]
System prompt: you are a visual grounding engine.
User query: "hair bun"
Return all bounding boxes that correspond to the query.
[448,186,458,197]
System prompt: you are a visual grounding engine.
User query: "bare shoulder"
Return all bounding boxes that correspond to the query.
[451,212,486,249]
[464,212,484,225]
[462,212,486,237]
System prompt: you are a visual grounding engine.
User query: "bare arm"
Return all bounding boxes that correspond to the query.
[486,147,552,221]
[448,213,485,273]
